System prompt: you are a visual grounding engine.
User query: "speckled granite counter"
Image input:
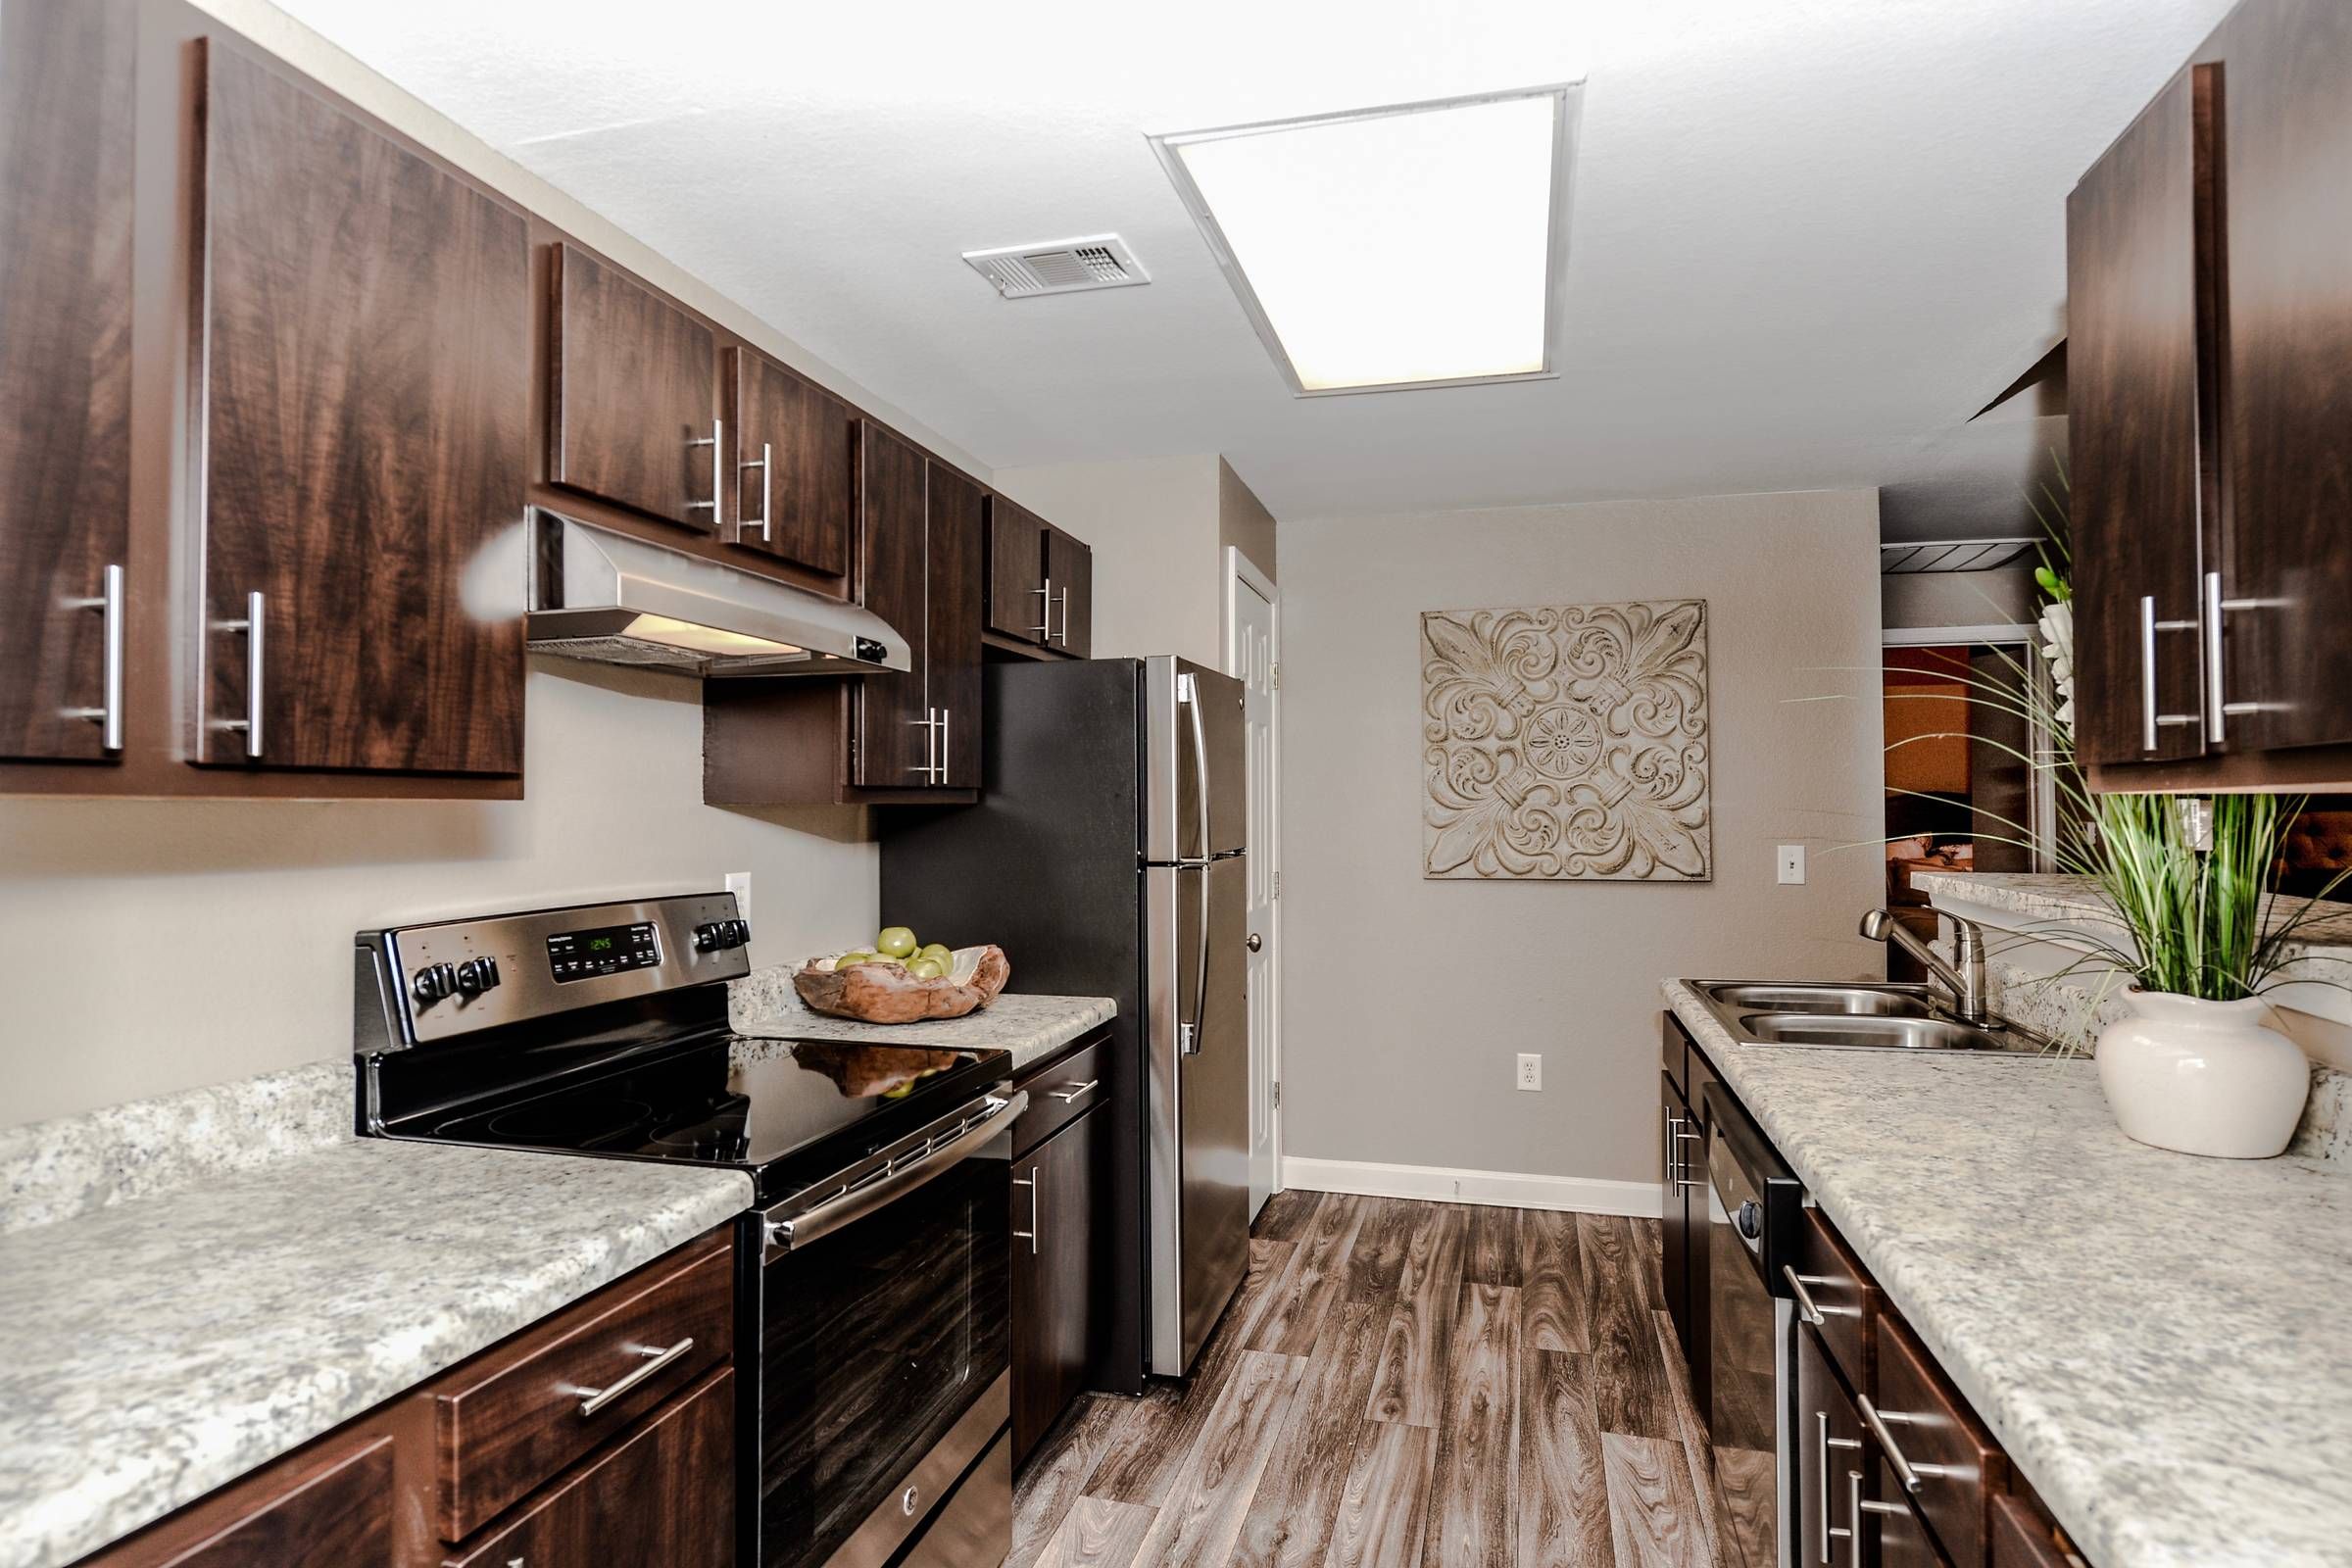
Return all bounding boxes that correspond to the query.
[731,969,1115,1076]
[0,1118,749,1568]
[1663,977,2352,1568]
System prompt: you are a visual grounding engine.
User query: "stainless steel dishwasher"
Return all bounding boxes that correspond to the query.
[1703,1081,1803,1568]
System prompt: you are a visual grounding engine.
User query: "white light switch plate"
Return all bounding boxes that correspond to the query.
[1777,845,1806,885]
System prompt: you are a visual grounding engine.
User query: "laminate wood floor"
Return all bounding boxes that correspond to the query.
[1012,1194,1725,1568]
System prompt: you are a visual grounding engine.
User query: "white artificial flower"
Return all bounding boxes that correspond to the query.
[2037,599,2076,734]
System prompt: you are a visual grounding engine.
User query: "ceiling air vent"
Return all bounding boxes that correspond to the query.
[963,234,1150,299]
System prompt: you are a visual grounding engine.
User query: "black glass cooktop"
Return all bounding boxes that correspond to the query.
[412,1034,1011,1203]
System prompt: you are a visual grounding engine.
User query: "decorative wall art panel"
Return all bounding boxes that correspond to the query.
[1421,600,1713,881]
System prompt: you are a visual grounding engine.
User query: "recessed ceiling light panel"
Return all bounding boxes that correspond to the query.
[1150,84,1582,396]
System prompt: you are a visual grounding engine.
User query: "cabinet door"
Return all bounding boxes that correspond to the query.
[193,44,528,774]
[1659,1071,1692,1358]
[548,242,719,530]
[986,497,1049,642]
[929,465,985,787]
[1045,526,1094,658]
[2213,0,2352,752]
[854,422,930,787]
[1870,1463,1953,1568]
[445,1369,733,1568]
[0,0,133,763]
[1010,1105,1102,1466]
[1794,1325,1866,1568]
[2066,67,2215,766]
[87,1435,395,1568]
[730,347,853,579]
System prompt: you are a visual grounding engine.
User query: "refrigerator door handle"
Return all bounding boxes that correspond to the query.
[1179,674,1211,1055]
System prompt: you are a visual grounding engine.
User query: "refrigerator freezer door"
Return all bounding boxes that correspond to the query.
[1147,855,1250,1375]
[1145,658,1249,864]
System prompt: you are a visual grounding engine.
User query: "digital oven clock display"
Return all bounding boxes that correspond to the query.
[546,921,661,983]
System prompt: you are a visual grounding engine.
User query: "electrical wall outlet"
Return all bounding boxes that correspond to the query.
[725,870,753,925]
[1516,1053,1543,1092]
[1777,844,1806,885]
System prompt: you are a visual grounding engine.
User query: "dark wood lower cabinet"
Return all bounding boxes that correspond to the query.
[75,1230,736,1568]
[444,1368,733,1568]
[1794,1324,1865,1568]
[1872,1467,1954,1568]
[1010,1101,1104,1467]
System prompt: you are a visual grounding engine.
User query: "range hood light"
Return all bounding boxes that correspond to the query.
[622,614,807,661]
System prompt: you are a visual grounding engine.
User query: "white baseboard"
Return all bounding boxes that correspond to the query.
[1279,1156,1660,1219]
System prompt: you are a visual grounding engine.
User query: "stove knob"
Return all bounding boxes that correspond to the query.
[412,962,459,1004]
[727,919,751,950]
[693,921,723,953]
[1735,1199,1763,1242]
[455,957,502,998]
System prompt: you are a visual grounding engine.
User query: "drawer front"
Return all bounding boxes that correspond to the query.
[91,1434,395,1568]
[1011,1034,1107,1155]
[1793,1205,1876,1390]
[1870,1314,2004,1568]
[1991,1492,2084,1568]
[446,1368,734,1568]
[1872,1463,1954,1568]
[436,1233,732,1542]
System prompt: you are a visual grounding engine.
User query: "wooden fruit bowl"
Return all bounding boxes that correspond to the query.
[792,945,1010,1025]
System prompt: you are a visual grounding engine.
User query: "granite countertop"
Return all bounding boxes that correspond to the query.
[1662,977,2352,1568]
[730,968,1116,1076]
[0,1133,749,1568]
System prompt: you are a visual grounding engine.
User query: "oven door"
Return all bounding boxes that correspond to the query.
[755,1092,1022,1568]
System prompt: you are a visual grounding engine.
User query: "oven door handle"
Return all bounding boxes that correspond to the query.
[762,1091,1027,1256]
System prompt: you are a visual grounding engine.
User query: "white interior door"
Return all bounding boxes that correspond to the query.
[1226,550,1279,1220]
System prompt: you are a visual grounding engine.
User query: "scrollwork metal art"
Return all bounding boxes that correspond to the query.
[1421,600,1712,881]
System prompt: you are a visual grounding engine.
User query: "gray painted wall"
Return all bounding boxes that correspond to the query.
[1279,490,1887,1187]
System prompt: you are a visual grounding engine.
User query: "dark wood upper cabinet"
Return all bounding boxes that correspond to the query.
[191,43,529,775]
[0,0,134,764]
[1044,525,1093,659]
[930,466,984,787]
[986,498,1050,643]
[547,242,719,531]
[2067,66,2215,768]
[2212,0,2352,755]
[728,347,854,580]
[853,421,931,788]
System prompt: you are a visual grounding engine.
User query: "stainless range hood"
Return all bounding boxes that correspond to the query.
[523,511,908,677]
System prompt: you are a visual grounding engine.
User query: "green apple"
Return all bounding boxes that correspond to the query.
[875,926,918,959]
[906,956,947,981]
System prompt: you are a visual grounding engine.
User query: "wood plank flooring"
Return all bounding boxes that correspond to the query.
[1011,1194,1727,1568]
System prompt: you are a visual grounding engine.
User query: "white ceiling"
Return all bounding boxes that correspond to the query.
[272,0,2232,520]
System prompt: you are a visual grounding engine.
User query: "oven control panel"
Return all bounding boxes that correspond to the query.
[356,893,750,1052]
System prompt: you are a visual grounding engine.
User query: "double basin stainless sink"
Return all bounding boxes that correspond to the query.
[1686,980,2043,1052]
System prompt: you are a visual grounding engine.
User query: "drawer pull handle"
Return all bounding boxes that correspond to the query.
[1783,1265,1857,1326]
[1049,1079,1100,1102]
[577,1337,694,1417]
[1857,1396,1955,1494]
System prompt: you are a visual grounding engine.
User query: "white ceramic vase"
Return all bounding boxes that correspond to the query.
[2097,989,2310,1158]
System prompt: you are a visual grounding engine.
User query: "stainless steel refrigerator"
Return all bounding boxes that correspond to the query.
[878,655,1250,1383]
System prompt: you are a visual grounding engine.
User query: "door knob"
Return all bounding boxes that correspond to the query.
[1247,932,1263,952]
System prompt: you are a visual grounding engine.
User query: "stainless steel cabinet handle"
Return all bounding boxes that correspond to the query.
[1011,1165,1039,1254]
[1054,585,1071,646]
[61,564,124,751]
[1032,577,1054,640]
[739,440,772,540]
[2203,570,2289,740]
[1857,1396,1952,1493]
[1817,1411,1860,1563]
[1049,1079,1099,1102]
[2138,594,2202,751]
[213,591,266,759]
[1784,1266,1857,1325]
[1665,1112,1684,1182]
[936,708,951,783]
[909,707,940,782]
[685,418,723,520]
[576,1337,694,1417]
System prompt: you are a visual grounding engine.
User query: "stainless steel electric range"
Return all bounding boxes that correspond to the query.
[353,892,1023,1568]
